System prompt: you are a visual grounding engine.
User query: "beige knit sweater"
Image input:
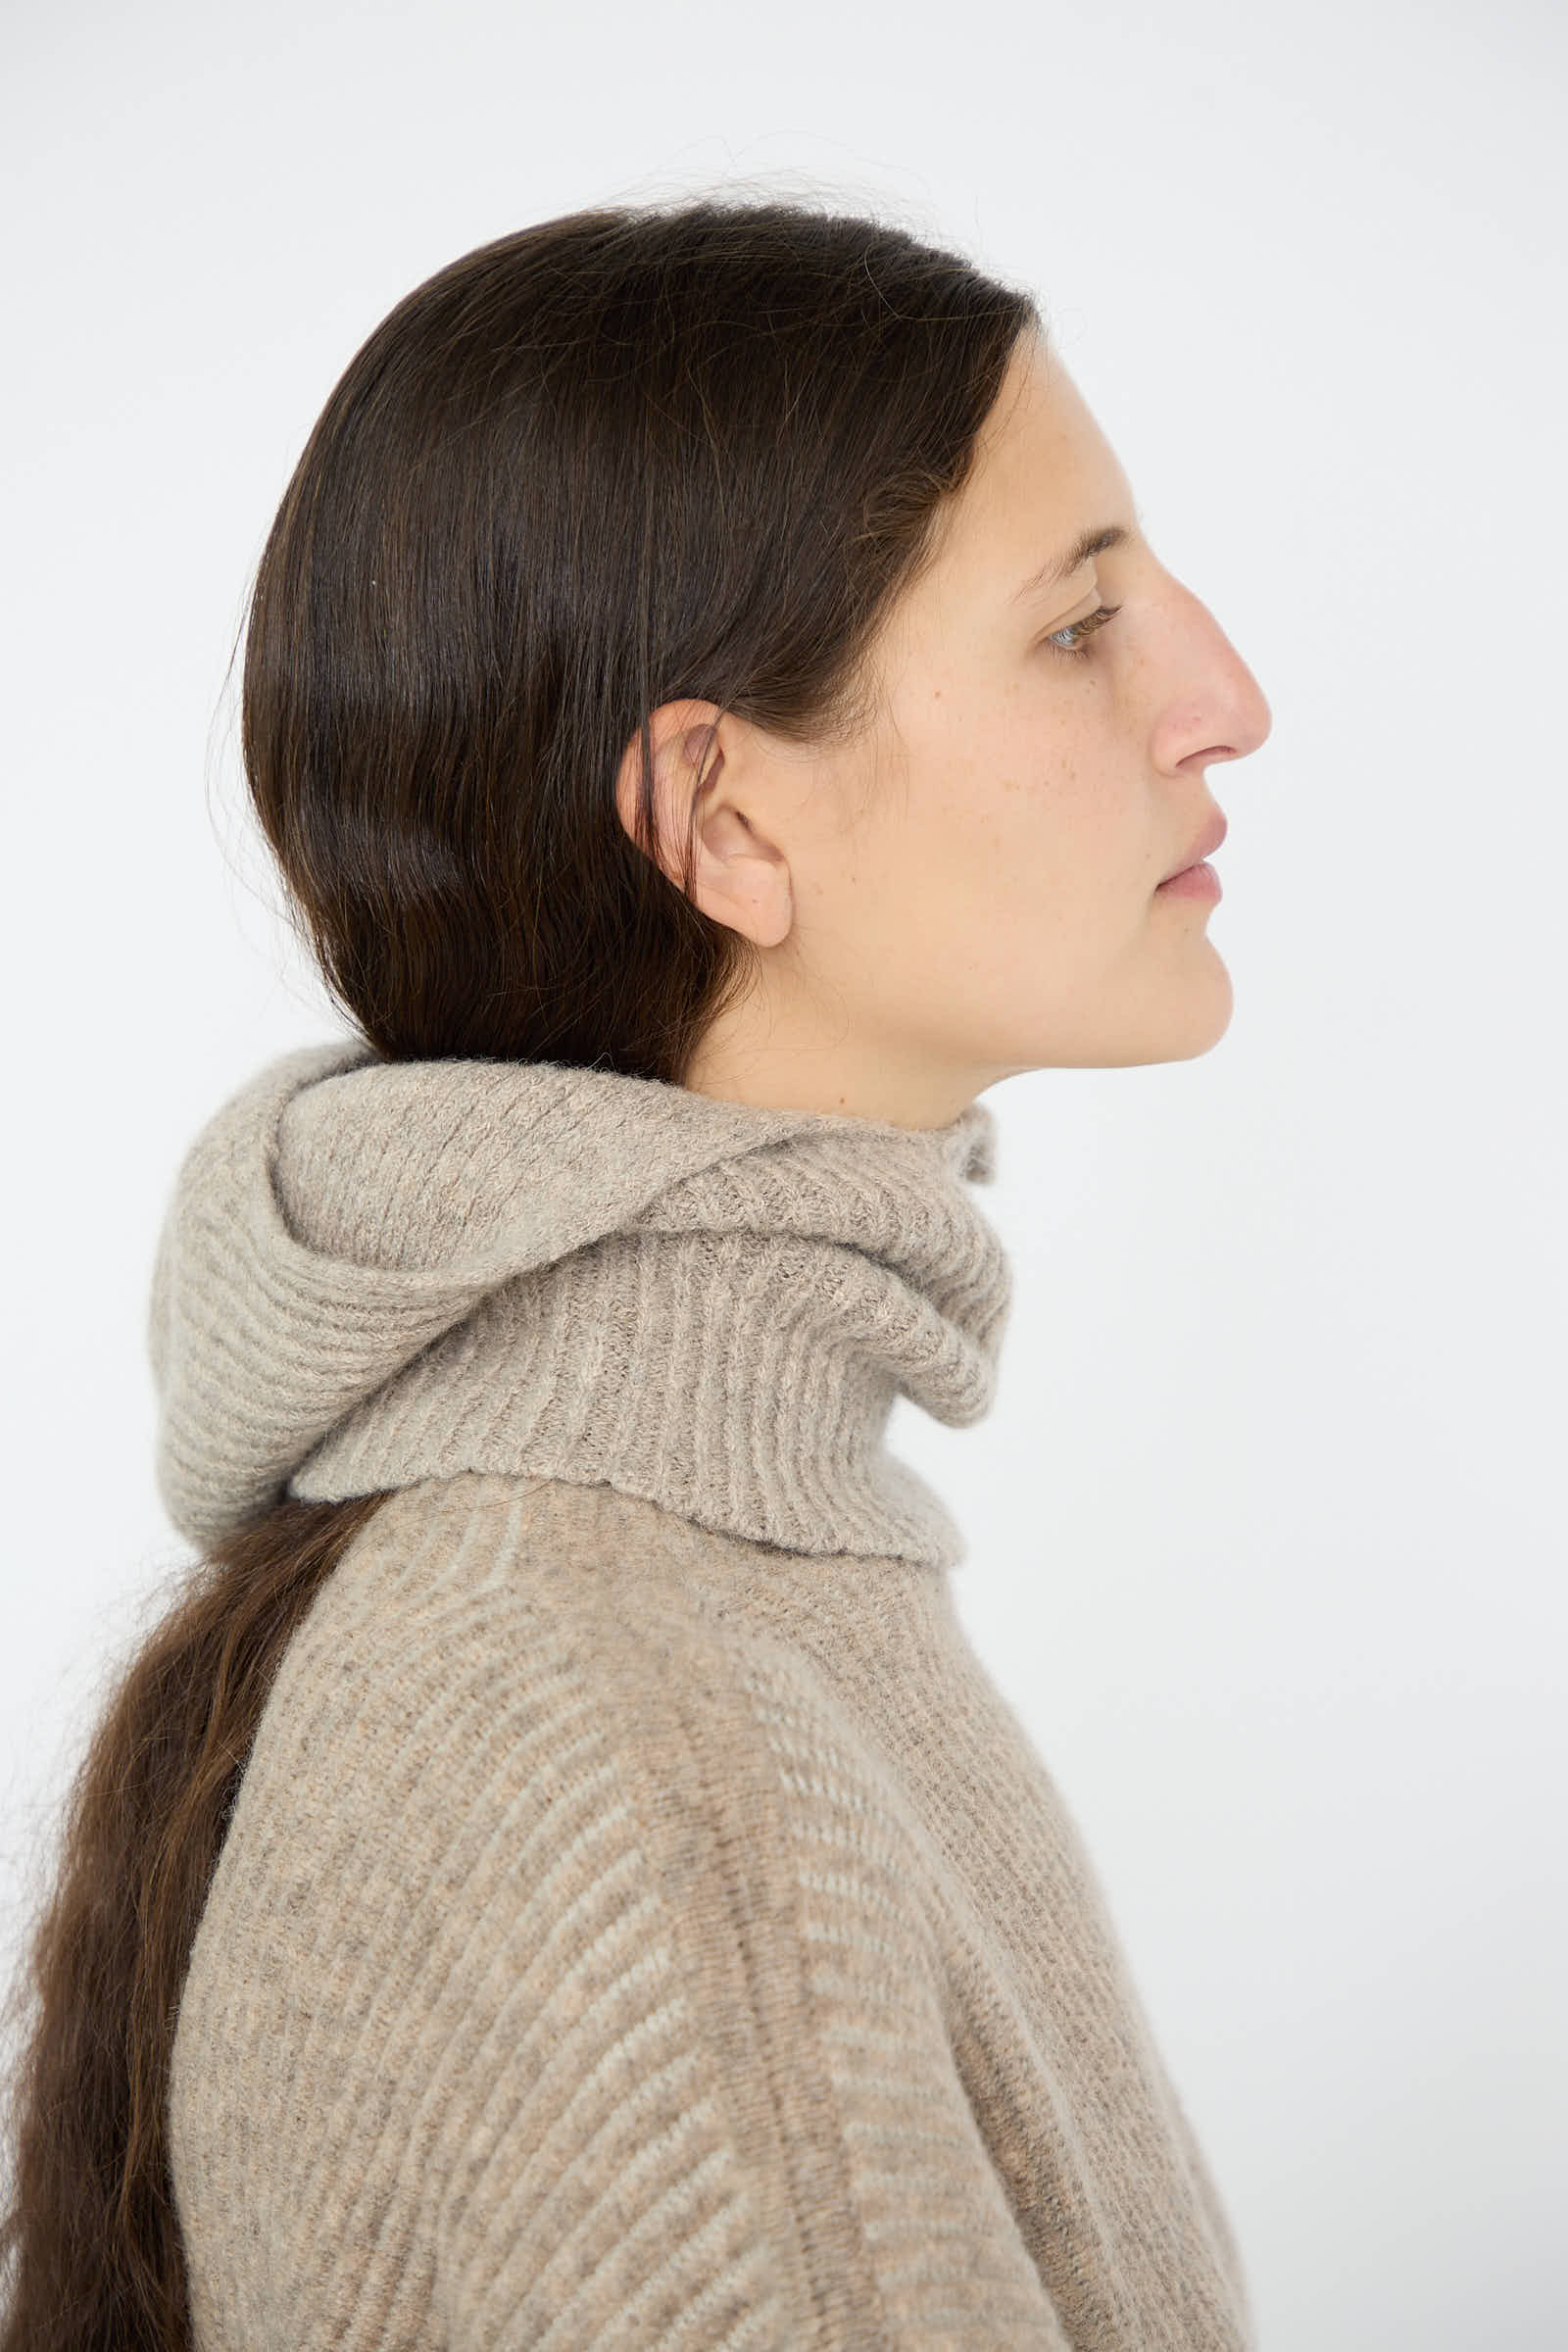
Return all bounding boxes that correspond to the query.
[148,1036,1252,2351]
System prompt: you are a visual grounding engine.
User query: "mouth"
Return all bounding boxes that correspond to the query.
[1154,859,1222,902]
[1159,808,1227,884]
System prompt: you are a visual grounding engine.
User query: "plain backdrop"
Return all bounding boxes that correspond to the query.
[3,2,1564,2345]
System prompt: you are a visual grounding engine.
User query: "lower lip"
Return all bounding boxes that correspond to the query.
[1155,859,1221,900]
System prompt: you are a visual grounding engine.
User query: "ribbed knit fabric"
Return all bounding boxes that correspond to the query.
[151,1035,1253,2351]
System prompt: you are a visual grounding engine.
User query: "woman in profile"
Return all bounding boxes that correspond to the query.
[0,195,1270,2350]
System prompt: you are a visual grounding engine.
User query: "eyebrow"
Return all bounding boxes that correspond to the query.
[1010,522,1129,606]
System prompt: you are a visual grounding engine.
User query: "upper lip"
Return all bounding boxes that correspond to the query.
[1161,808,1227,882]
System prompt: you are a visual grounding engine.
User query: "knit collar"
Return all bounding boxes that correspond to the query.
[147,1035,1012,1567]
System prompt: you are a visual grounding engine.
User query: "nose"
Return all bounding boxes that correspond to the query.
[1217,662,1273,762]
[1175,634,1273,772]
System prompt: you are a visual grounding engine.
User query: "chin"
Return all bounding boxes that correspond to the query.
[1167,963,1235,1060]
[991,955,1237,1071]
[1118,958,1235,1067]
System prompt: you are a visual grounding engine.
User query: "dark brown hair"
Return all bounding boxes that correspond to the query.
[0,193,1038,2347]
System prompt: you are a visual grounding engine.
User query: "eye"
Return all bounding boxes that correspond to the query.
[1044,602,1123,660]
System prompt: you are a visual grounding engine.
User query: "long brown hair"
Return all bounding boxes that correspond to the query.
[0,194,1038,2348]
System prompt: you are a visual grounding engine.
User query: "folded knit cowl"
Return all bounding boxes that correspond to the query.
[148,1033,1010,1567]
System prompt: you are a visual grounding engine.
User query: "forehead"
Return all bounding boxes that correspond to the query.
[964,336,1129,564]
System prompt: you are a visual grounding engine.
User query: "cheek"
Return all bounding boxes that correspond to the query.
[880,685,1131,913]
[972,710,1117,883]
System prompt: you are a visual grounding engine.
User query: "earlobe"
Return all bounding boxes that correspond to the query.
[687,798,795,951]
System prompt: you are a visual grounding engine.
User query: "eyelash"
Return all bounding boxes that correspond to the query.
[1044,602,1123,659]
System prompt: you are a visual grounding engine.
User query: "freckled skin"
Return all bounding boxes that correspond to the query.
[614,330,1273,1131]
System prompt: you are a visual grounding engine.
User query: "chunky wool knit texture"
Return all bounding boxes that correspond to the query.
[149,1035,1252,2351]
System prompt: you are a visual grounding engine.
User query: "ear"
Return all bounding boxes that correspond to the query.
[614,700,794,949]
[613,700,721,879]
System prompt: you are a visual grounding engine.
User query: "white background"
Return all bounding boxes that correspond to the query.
[3,3,1564,2345]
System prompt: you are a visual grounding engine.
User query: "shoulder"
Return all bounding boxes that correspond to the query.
[240,1471,941,1956]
